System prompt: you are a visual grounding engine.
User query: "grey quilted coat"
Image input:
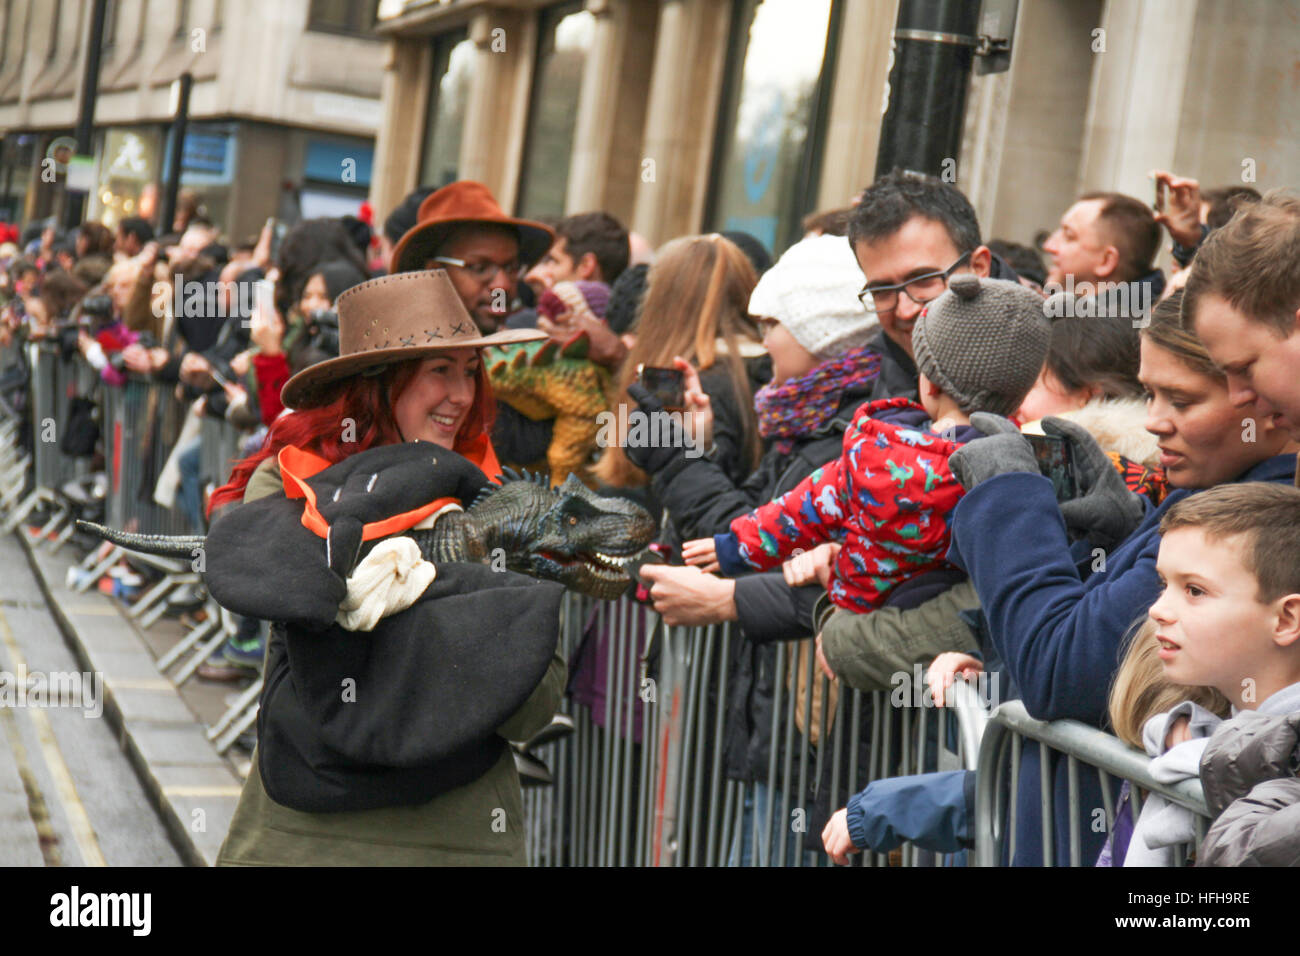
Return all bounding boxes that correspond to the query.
[1198,709,1300,867]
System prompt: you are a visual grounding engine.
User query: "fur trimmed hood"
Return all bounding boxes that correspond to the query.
[1027,398,1159,468]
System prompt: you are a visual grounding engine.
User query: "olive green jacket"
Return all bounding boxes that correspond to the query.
[816,580,981,693]
[216,457,566,866]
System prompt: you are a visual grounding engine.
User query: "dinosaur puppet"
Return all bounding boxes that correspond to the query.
[79,468,655,602]
[486,333,611,489]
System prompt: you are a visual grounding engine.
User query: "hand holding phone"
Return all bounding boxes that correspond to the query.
[1024,432,1078,502]
[637,364,686,411]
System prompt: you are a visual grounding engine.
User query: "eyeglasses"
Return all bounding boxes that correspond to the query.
[857,250,973,314]
[431,256,526,284]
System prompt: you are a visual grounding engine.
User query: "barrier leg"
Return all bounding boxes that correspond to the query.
[3,486,50,534]
[207,677,264,745]
[48,517,78,553]
[173,628,232,686]
[75,545,123,592]
[31,502,69,545]
[128,573,187,620]
[213,702,260,755]
[156,607,221,673]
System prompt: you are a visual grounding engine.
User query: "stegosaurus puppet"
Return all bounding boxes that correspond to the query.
[487,282,613,488]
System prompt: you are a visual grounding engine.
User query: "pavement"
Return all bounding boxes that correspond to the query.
[13,526,251,866]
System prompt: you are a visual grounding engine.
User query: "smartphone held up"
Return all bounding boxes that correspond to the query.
[637,364,686,411]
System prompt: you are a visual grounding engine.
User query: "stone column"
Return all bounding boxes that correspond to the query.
[1077,0,1198,199]
[370,35,432,226]
[631,0,733,246]
[815,0,899,211]
[958,0,1104,246]
[1171,1,1300,187]
[458,6,535,211]
[565,0,659,222]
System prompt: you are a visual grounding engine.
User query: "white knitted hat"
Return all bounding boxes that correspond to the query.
[747,233,879,360]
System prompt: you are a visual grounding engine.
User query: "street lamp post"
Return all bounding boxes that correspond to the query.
[160,73,194,236]
[64,0,110,230]
[874,0,982,180]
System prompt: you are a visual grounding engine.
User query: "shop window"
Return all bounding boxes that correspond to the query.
[91,128,161,229]
[706,0,838,256]
[308,0,379,35]
[304,139,374,189]
[301,138,374,220]
[420,29,474,189]
[159,122,238,233]
[515,2,595,219]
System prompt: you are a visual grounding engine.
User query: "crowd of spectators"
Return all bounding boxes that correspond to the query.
[1,165,1296,866]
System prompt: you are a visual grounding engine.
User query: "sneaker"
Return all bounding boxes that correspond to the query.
[197,653,256,683]
[107,565,144,585]
[222,637,266,672]
[65,567,96,590]
[60,478,98,506]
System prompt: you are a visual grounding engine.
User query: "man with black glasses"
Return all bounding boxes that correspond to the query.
[389,180,554,335]
[848,170,1019,402]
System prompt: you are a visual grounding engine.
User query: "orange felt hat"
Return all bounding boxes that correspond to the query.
[389,180,554,274]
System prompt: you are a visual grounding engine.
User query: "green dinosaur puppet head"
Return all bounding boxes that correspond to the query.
[467,471,656,601]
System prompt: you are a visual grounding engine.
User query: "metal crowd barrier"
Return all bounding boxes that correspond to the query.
[973,700,1212,867]
[2,341,96,538]
[0,344,260,753]
[101,373,195,536]
[0,338,30,511]
[522,592,991,867]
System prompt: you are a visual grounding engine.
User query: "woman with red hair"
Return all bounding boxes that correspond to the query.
[212,270,567,866]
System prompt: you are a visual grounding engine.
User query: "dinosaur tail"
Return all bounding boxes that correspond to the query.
[75,521,205,558]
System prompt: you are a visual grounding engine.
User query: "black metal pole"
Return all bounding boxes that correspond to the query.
[64,0,109,229]
[874,0,981,180]
[161,72,193,236]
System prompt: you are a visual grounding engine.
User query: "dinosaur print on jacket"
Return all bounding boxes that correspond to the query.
[713,397,969,613]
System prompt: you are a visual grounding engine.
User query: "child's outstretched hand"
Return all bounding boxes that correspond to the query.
[681,537,719,573]
[822,808,861,866]
[783,542,841,589]
[926,652,984,707]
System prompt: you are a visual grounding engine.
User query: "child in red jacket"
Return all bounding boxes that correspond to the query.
[709,274,1056,612]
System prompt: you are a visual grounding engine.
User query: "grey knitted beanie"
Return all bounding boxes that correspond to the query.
[911,274,1056,417]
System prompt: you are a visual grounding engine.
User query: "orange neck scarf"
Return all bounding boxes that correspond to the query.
[278,434,501,542]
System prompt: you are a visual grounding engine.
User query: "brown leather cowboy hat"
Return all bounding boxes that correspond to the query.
[389,181,555,274]
[280,269,545,409]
